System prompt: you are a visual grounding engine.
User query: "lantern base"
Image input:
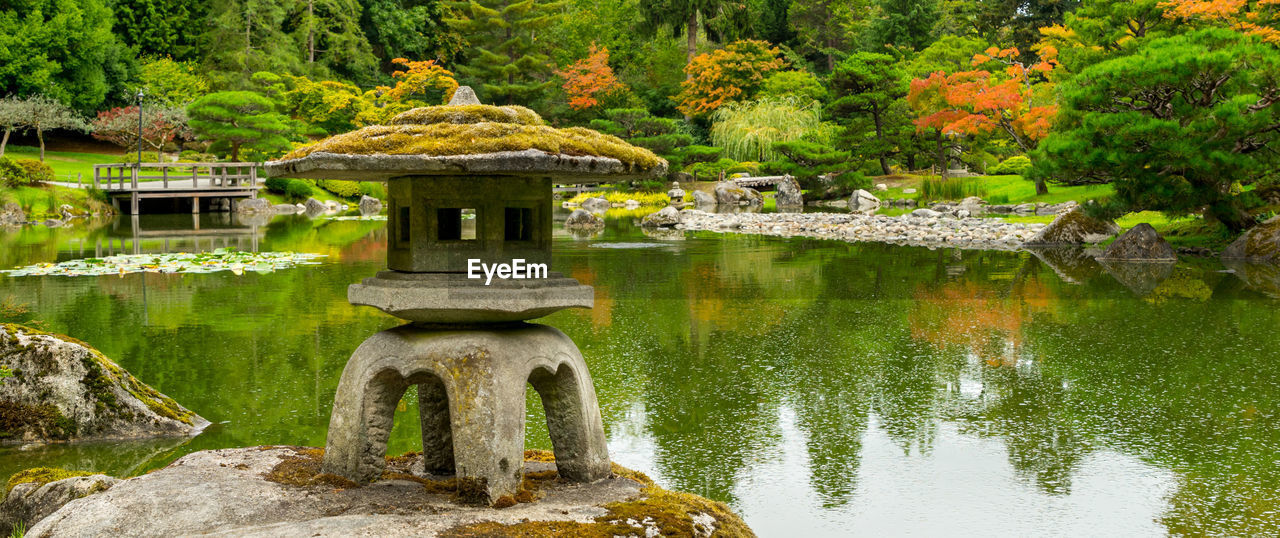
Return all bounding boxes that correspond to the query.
[348,270,593,323]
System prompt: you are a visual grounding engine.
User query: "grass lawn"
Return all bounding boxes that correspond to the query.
[0,183,112,219]
[3,145,123,182]
[874,174,1114,206]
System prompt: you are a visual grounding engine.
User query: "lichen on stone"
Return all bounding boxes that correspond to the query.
[5,468,94,496]
[281,122,663,170]
[390,105,544,127]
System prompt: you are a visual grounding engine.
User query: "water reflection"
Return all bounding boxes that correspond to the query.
[1,213,1278,536]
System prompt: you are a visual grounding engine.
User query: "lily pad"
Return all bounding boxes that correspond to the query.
[1,249,327,278]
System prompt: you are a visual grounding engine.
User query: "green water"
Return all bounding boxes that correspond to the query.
[1,212,1278,536]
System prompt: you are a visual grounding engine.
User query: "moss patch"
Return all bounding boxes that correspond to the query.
[0,401,75,441]
[391,105,544,127]
[281,123,663,170]
[5,467,94,496]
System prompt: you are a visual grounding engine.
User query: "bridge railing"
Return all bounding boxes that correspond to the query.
[93,162,260,191]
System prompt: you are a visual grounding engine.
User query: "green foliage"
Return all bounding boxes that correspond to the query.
[113,0,207,60]
[360,0,464,69]
[264,177,292,194]
[316,179,363,199]
[587,108,693,170]
[1032,28,1280,233]
[0,158,52,187]
[920,175,984,201]
[285,179,313,202]
[136,57,209,106]
[990,155,1032,176]
[0,0,137,114]
[5,468,94,495]
[0,366,12,380]
[711,97,824,162]
[829,51,909,176]
[759,70,829,103]
[869,0,939,52]
[446,0,566,106]
[685,158,759,180]
[764,140,852,185]
[789,0,868,72]
[187,91,292,161]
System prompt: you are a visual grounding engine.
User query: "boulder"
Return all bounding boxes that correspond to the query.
[0,324,209,443]
[580,197,610,212]
[911,208,943,218]
[448,85,482,106]
[235,198,272,214]
[641,206,681,228]
[692,190,715,207]
[0,470,118,536]
[273,204,302,214]
[775,176,803,207]
[1098,224,1176,261]
[58,205,76,221]
[358,195,383,215]
[671,172,693,183]
[849,189,880,212]
[303,197,328,216]
[875,183,888,192]
[563,209,603,228]
[0,203,24,227]
[27,447,752,538]
[902,188,917,194]
[713,182,763,206]
[1024,207,1120,245]
[623,199,641,209]
[1013,203,1036,214]
[1222,215,1280,263]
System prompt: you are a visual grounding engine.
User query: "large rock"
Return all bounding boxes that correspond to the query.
[1098,224,1176,261]
[563,208,603,228]
[849,189,880,212]
[911,208,943,218]
[303,197,328,216]
[358,195,383,215]
[775,176,803,207]
[641,206,681,228]
[27,447,752,538]
[1,470,119,535]
[0,203,24,227]
[713,182,762,206]
[235,198,272,214]
[0,324,209,443]
[692,190,715,207]
[273,204,302,214]
[1024,207,1120,245]
[580,196,610,212]
[1222,215,1280,263]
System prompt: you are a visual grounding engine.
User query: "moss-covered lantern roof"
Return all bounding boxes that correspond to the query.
[265,87,667,182]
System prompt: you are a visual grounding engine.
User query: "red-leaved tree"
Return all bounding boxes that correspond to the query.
[556,44,627,110]
[91,106,191,160]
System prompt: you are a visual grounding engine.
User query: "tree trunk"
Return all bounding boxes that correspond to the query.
[307,0,315,64]
[935,131,946,179]
[873,106,890,176]
[231,142,241,162]
[37,128,45,162]
[686,10,698,77]
[1213,200,1254,234]
[1034,176,1048,195]
[0,128,9,157]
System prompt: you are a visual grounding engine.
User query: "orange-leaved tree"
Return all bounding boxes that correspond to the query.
[908,46,1060,193]
[1159,0,1280,43]
[556,44,627,110]
[674,40,787,117]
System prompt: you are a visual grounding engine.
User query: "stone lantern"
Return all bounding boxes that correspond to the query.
[265,87,665,504]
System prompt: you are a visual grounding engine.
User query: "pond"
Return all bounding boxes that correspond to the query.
[1,211,1277,536]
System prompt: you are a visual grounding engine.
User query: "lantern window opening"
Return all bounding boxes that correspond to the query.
[504,207,534,242]
[437,207,478,241]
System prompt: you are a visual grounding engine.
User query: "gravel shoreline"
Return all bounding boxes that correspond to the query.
[673,209,1048,250]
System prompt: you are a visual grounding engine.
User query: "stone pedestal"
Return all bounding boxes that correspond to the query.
[322,323,610,504]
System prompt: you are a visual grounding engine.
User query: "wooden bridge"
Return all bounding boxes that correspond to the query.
[93,162,262,215]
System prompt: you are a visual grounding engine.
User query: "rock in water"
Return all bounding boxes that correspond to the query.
[358,195,383,215]
[1222,215,1280,263]
[563,209,603,228]
[1098,223,1176,261]
[1024,207,1119,245]
[714,182,763,206]
[303,197,328,217]
[641,206,681,228]
[692,190,715,207]
[27,447,754,538]
[0,203,24,227]
[235,198,272,214]
[0,324,208,443]
[775,176,803,207]
[0,470,118,536]
[580,196,610,212]
[849,189,880,212]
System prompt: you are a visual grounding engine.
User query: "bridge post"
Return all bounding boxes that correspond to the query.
[192,197,200,214]
[130,192,139,215]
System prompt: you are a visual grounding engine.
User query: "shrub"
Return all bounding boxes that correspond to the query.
[359,182,386,199]
[685,158,760,181]
[0,157,24,187]
[920,175,985,202]
[284,179,312,202]
[179,150,218,162]
[264,177,291,194]
[16,159,54,184]
[989,155,1033,176]
[316,179,362,199]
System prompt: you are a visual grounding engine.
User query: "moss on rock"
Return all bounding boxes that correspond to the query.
[282,123,663,170]
[5,468,94,496]
[391,105,544,127]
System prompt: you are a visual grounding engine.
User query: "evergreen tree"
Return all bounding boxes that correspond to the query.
[446,0,568,105]
[638,0,744,71]
[201,0,301,84]
[868,0,939,52]
[187,91,292,160]
[0,0,137,113]
[789,0,869,72]
[829,52,907,175]
[359,0,464,68]
[112,0,207,60]
[288,0,379,83]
